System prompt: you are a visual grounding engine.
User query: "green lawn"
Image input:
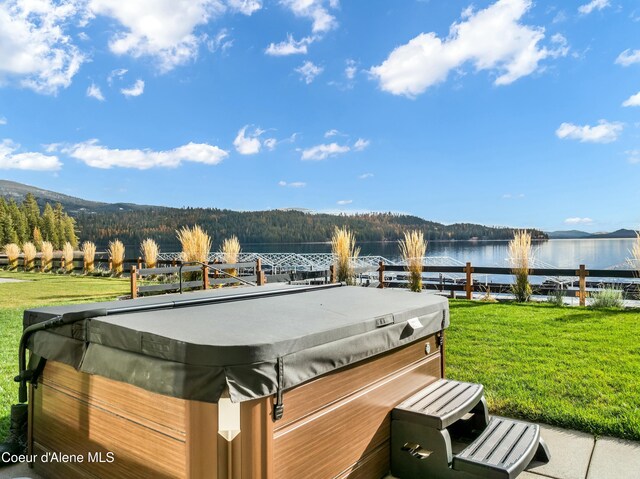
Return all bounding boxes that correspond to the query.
[0,274,639,442]
[0,272,128,439]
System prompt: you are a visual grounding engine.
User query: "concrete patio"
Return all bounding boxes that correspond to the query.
[1,423,639,478]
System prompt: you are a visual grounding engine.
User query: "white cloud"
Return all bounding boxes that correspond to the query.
[555,120,623,143]
[295,61,323,83]
[564,217,593,225]
[324,129,340,138]
[578,0,610,15]
[502,193,525,199]
[0,0,84,94]
[121,79,145,97]
[65,139,228,169]
[615,49,640,66]
[278,180,306,187]
[345,59,357,80]
[89,0,225,72]
[233,125,264,155]
[336,199,352,205]
[626,150,640,164]
[0,117,6,125]
[87,83,105,101]
[265,34,312,56]
[370,0,567,98]
[301,142,349,160]
[107,68,128,85]
[622,91,640,107]
[280,0,338,34]
[0,139,61,170]
[264,138,277,150]
[358,172,373,179]
[227,0,262,15]
[354,138,370,151]
[207,28,233,52]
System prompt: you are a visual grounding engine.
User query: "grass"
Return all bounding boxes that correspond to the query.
[508,230,533,302]
[22,242,36,271]
[590,287,624,309]
[177,225,211,264]
[331,226,360,284]
[399,230,427,292]
[108,239,125,275]
[41,242,53,272]
[4,244,20,271]
[62,242,74,273]
[140,238,159,269]
[0,271,128,439]
[446,300,640,440]
[82,241,96,273]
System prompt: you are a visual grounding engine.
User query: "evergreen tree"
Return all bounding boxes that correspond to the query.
[22,193,41,234]
[41,203,59,248]
[7,199,28,244]
[33,227,43,251]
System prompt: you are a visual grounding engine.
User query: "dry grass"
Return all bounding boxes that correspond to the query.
[177,225,211,264]
[632,232,640,274]
[4,244,20,270]
[141,238,159,269]
[220,236,241,279]
[22,242,37,271]
[108,240,125,276]
[41,242,53,272]
[331,226,360,285]
[62,242,75,273]
[508,230,533,302]
[82,241,96,273]
[399,230,427,292]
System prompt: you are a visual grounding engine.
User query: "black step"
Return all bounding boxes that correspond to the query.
[393,379,485,429]
[453,416,541,479]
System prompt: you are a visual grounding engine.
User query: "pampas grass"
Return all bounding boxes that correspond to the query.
[82,241,96,273]
[632,231,640,273]
[177,225,211,264]
[22,242,37,271]
[41,242,53,272]
[108,240,125,276]
[62,242,75,273]
[220,236,241,278]
[508,230,533,302]
[331,226,360,285]
[5,243,20,270]
[141,238,159,269]
[399,230,427,292]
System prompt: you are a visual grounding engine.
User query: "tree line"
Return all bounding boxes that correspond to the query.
[0,194,78,249]
[74,207,547,249]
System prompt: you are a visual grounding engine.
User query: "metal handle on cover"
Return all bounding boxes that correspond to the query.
[402,442,433,460]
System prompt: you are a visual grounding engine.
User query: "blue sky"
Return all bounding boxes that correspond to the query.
[0,0,638,233]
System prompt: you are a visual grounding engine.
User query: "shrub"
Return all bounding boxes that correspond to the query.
[331,226,360,285]
[41,242,53,272]
[22,242,37,271]
[5,243,20,270]
[108,240,125,276]
[177,225,211,264]
[632,232,640,273]
[140,238,159,269]
[62,242,75,273]
[590,287,624,309]
[508,230,533,302]
[399,230,427,292]
[82,241,96,273]
[547,289,565,307]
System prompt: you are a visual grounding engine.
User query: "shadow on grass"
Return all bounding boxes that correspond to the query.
[449,300,488,309]
[0,413,9,442]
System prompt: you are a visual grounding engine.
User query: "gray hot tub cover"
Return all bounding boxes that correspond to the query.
[24,284,449,403]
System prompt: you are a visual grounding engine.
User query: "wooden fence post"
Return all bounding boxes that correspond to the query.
[202,264,209,290]
[137,257,142,269]
[577,264,588,306]
[465,262,474,300]
[108,260,113,272]
[330,265,336,284]
[378,261,385,289]
[130,266,138,299]
[256,259,265,286]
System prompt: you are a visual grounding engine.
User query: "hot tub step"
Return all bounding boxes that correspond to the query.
[452,416,549,479]
[393,379,488,430]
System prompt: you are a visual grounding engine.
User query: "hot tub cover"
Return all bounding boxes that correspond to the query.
[24,284,449,403]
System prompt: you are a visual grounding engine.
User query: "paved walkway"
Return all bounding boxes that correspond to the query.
[1,424,639,478]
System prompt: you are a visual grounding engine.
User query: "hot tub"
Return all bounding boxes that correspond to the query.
[23,283,449,478]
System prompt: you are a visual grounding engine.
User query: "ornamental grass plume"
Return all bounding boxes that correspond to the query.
[220,236,241,277]
[508,230,533,302]
[177,225,211,264]
[632,231,640,274]
[5,243,20,271]
[82,241,96,273]
[331,226,360,285]
[108,239,125,276]
[22,242,37,271]
[399,230,427,292]
[141,238,159,269]
[41,242,53,272]
[62,242,75,273]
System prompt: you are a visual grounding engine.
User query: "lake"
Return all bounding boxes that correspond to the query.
[239,239,637,270]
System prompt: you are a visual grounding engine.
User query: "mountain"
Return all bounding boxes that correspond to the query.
[547,230,593,239]
[591,229,637,239]
[0,180,547,247]
[0,180,148,214]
